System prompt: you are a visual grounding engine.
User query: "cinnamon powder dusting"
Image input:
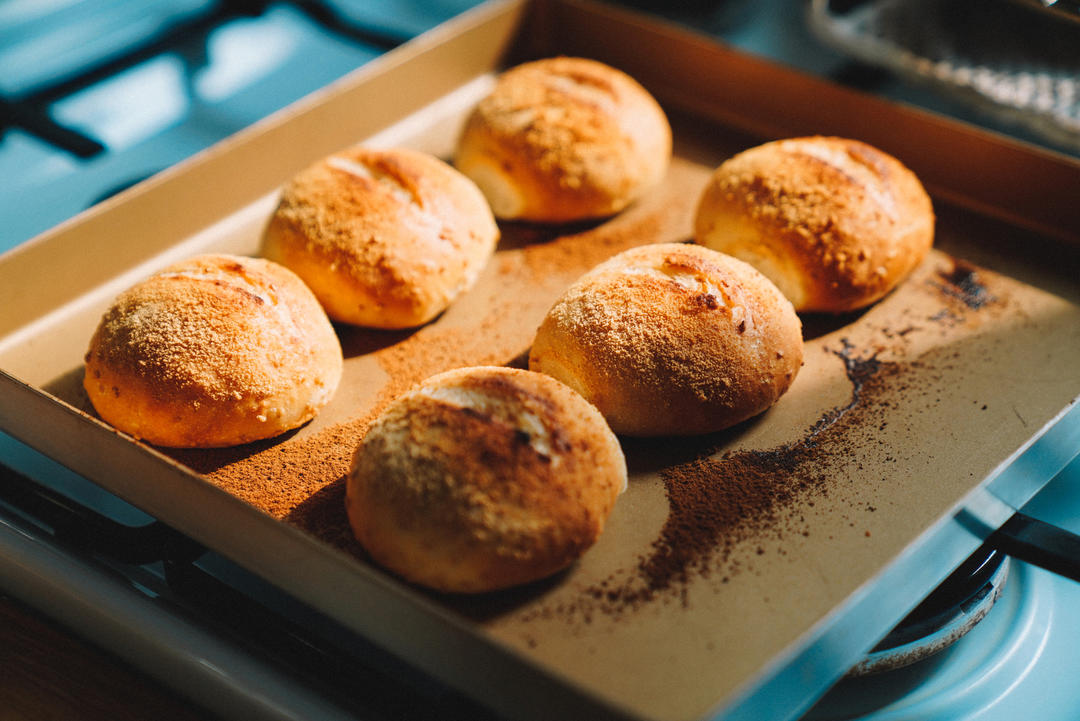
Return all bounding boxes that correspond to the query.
[568,342,908,615]
[166,161,703,553]
[172,320,535,552]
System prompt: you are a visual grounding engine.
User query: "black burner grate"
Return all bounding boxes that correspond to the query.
[0,0,409,159]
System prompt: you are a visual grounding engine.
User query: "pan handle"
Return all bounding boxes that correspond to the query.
[987,511,1080,584]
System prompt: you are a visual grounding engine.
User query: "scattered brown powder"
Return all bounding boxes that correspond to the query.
[164,162,704,556]
[173,321,529,551]
[520,267,1046,625]
[523,341,912,619]
[931,256,995,310]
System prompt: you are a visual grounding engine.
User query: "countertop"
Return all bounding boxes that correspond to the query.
[0,593,211,721]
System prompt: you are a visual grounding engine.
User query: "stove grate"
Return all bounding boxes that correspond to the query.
[0,0,409,159]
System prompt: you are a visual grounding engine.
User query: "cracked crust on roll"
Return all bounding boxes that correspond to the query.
[694,136,934,313]
[529,243,803,437]
[346,366,627,593]
[83,254,342,448]
[263,146,499,328]
[455,56,672,223]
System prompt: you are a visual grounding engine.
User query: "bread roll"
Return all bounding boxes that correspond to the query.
[263,146,499,328]
[455,56,671,223]
[529,243,803,436]
[83,254,342,448]
[346,366,626,593]
[694,136,934,313]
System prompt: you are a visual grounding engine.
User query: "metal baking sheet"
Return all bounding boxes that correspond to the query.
[1,2,1079,720]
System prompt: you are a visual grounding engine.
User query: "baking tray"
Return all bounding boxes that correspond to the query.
[2,1,1079,720]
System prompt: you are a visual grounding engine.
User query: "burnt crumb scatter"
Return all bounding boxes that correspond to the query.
[931,257,996,310]
[558,340,908,617]
[929,308,963,326]
[880,324,920,340]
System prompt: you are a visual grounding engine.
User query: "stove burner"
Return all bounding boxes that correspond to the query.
[851,545,1009,676]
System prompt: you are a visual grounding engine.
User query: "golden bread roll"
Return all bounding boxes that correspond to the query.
[83,254,342,448]
[346,366,626,593]
[263,146,499,328]
[694,136,934,313]
[529,243,803,436]
[455,56,672,222]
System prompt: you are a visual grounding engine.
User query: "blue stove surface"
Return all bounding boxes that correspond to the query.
[0,0,478,248]
[804,454,1080,721]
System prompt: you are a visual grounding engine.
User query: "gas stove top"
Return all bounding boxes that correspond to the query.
[1,1,1078,720]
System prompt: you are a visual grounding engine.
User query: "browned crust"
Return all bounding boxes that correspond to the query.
[694,136,935,313]
[455,56,672,222]
[83,254,342,448]
[529,243,804,436]
[263,146,499,328]
[346,366,626,593]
